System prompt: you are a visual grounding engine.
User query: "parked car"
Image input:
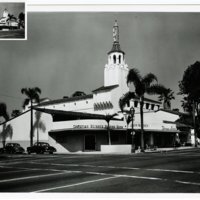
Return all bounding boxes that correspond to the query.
[0,143,25,154]
[27,142,57,154]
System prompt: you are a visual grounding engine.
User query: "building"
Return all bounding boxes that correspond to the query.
[0,9,18,30]
[0,21,192,153]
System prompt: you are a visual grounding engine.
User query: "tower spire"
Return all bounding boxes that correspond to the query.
[113,20,119,43]
[108,20,124,55]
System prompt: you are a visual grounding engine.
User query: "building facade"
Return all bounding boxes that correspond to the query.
[0,21,192,153]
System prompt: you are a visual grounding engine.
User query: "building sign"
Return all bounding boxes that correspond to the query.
[73,124,124,130]
[133,123,149,128]
[52,119,178,132]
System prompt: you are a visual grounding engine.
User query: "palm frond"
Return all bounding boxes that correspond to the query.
[127,68,142,86]
[21,88,29,96]
[22,98,30,109]
[119,92,135,112]
[34,87,41,94]
[0,103,9,121]
[146,84,166,95]
[142,73,157,87]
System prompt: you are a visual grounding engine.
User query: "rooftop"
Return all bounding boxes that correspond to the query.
[37,94,93,107]
[107,42,125,55]
[92,85,119,93]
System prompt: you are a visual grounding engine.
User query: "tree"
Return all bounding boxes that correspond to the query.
[158,88,175,110]
[6,14,17,28]
[21,87,41,146]
[181,96,193,113]
[33,111,46,143]
[126,68,166,151]
[0,103,11,148]
[179,61,200,147]
[0,124,13,148]
[119,92,136,144]
[0,103,9,122]
[11,109,21,118]
[104,113,118,145]
[71,91,86,97]
[18,12,25,29]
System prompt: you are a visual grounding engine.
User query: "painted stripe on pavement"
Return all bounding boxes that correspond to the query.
[31,162,200,174]
[0,172,68,183]
[175,180,200,186]
[32,176,119,192]
[146,168,195,174]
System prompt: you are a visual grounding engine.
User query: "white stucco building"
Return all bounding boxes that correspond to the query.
[0,9,18,29]
[0,21,192,153]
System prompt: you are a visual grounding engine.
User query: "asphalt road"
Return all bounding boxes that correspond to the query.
[0,148,200,193]
[0,30,25,38]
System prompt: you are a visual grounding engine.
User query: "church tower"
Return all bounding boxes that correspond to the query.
[104,20,129,93]
[2,9,8,18]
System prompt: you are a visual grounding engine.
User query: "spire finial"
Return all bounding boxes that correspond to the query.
[113,20,119,43]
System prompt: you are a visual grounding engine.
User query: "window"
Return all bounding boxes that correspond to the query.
[113,55,116,64]
[119,55,121,63]
[134,101,138,107]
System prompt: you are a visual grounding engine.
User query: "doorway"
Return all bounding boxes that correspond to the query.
[84,135,96,151]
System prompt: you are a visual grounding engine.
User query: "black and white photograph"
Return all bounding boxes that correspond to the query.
[0,2,200,195]
[0,1,25,39]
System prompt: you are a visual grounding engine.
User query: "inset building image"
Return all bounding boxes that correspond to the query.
[0,2,25,39]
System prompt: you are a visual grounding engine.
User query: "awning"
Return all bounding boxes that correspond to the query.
[33,107,123,122]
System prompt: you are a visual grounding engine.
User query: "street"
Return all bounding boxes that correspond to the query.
[0,29,25,38]
[0,148,200,192]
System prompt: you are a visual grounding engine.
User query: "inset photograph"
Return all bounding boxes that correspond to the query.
[0,2,26,39]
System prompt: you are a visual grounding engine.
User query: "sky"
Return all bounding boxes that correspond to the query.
[0,12,200,115]
[0,3,24,18]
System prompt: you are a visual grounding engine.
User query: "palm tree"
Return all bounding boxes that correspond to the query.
[104,113,118,145]
[0,103,11,148]
[71,91,86,97]
[6,14,17,28]
[33,111,46,143]
[21,87,41,146]
[11,109,21,118]
[0,103,9,122]
[119,92,136,144]
[158,88,175,110]
[126,68,166,151]
[0,124,13,148]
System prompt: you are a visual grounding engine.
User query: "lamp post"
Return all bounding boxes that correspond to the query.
[130,107,135,153]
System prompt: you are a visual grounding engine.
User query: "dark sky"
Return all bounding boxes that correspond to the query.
[1,12,200,114]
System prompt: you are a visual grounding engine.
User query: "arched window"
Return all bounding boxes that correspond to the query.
[113,55,116,64]
[119,55,121,64]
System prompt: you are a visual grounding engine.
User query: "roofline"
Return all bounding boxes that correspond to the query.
[37,94,93,107]
[158,109,188,116]
[0,109,30,126]
[92,84,119,93]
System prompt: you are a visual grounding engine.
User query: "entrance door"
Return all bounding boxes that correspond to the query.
[85,135,96,151]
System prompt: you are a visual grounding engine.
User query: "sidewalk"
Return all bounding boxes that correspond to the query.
[144,146,197,153]
[54,146,198,155]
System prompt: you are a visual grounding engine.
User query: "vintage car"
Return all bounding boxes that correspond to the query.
[27,142,57,154]
[0,143,25,154]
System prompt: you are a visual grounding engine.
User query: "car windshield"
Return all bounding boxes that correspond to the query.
[7,143,20,147]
